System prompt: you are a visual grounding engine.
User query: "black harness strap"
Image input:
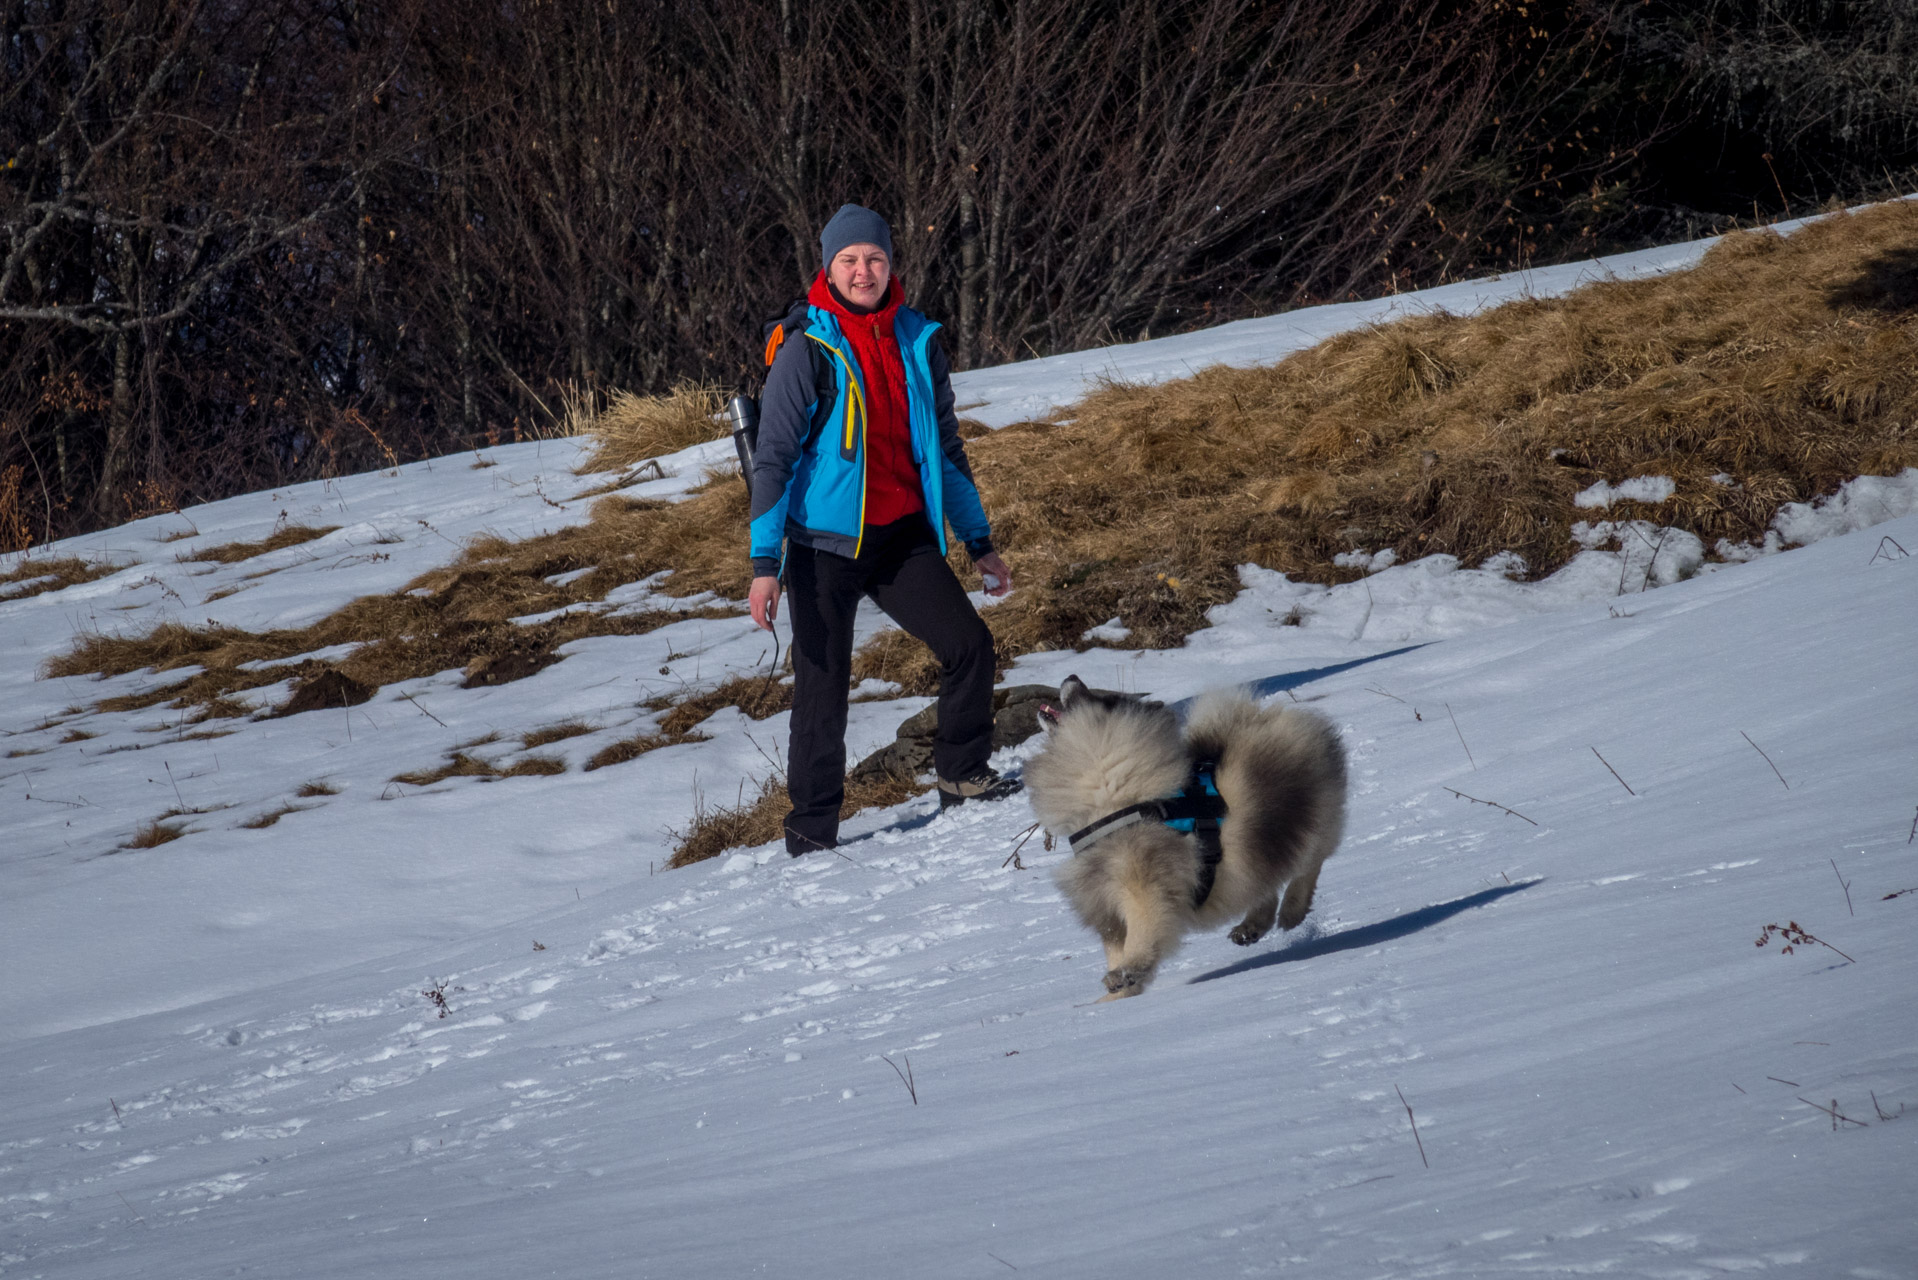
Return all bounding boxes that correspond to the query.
[1066,759,1230,909]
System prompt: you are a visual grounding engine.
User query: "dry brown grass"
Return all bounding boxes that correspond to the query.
[667,771,929,868]
[43,202,1918,828]
[179,524,339,564]
[418,204,1918,699]
[585,730,689,771]
[239,803,311,829]
[582,674,790,771]
[122,818,187,849]
[48,573,741,719]
[392,751,567,787]
[938,202,1918,657]
[521,720,596,749]
[294,779,340,797]
[576,383,729,473]
[656,674,792,735]
[0,556,117,601]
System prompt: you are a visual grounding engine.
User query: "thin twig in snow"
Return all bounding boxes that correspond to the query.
[1443,787,1539,826]
[1830,859,1853,916]
[1798,1096,1868,1130]
[1731,1082,1747,1094]
[1005,821,1044,869]
[1882,886,1918,901]
[1907,805,1916,845]
[164,761,187,811]
[109,1098,124,1127]
[1866,534,1909,565]
[1590,746,1635,796]
[987,1252,1019,1270]
[1739,731,1788,789]
[1395,1084,1428,1167]
[1756,921,1855,964]
[1767,1076,1801,1087]
[397,690,446,727]
[1445,703,1475,771]
[883,1054,918,1105]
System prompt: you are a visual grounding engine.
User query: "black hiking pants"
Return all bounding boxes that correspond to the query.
[783,515,995,854]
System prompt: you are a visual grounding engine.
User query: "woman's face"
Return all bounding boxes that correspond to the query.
[827,244,891,311]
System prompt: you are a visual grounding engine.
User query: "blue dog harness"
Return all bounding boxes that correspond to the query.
[1066,758,1229,907]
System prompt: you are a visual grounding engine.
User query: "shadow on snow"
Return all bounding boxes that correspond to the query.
[1187,878,1541,985]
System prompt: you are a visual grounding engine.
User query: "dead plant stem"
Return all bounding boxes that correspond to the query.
[1395,1084,1429,1168]
[1443,786,1538,825]
[1445,702,1475,771]
[1590,746,1634,796]
[1739,731,1788,789]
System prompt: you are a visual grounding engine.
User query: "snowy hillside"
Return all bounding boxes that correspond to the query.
[3,222,1917,1277]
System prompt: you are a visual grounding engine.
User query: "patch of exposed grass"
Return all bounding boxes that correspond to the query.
[581,675,788,772]
[392,751,567,787]
[584,730,696,771]
[49,203,1918,735]
[59,729,96,743]
[48,588,740,720]
[178,524,339,564]
[295,779,340,797]
[0,556,117,601]
[656,675,792,735]
[122,818,187,850]
[521,720,595,749]
[667,771,930,868]
[575,382,728,473]
[240,804,312,829]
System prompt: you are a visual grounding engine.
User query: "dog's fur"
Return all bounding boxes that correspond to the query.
[1026,677,1347,1000]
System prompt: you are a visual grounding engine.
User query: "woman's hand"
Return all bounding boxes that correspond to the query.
[749,574,782,630]
[976,551,1012,597]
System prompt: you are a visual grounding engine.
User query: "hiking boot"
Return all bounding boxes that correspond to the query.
[784,827,837,858]
[936,768,1023,810]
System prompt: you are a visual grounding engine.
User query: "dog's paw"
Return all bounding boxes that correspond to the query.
[1102,967,1145,997]
[1096,987,1142,1002]
[1229,922,1268,946]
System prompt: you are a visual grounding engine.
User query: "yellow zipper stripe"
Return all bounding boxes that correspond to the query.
[809,333,870,556]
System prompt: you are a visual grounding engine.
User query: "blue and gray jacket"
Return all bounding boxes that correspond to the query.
[747,303,993,577]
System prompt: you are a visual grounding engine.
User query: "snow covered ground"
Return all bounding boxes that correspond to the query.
[3,222,1916,1277]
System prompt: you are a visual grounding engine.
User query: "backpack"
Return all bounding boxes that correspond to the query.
[730,298,838,493]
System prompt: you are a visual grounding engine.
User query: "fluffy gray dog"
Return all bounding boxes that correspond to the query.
[1026,677,1347,1000]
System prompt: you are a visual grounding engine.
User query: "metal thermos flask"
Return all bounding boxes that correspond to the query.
[728,394,760,493]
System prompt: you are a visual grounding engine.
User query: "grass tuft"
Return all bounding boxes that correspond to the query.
[392,751,567,787]
[667,771,929,868]
[239,804,311,829]
[521,720,596,749]
[294,779,340,797]
[177,525,339,564]
[122,818,187,850]
[576,383,729,473]
[0,556,117,601]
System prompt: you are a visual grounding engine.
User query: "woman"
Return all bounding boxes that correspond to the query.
[747,204,1016,856]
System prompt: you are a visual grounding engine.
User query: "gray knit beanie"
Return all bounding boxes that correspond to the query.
[819,204,893,265]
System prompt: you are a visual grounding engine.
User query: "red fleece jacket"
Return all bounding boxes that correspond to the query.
[809,272,923,529]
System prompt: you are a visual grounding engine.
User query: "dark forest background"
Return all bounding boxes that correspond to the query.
[4,0,1916,550]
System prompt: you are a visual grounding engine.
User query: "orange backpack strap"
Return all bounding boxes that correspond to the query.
[763,324,787,368]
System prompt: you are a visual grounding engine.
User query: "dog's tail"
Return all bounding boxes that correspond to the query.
[1187,689,1347,883]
